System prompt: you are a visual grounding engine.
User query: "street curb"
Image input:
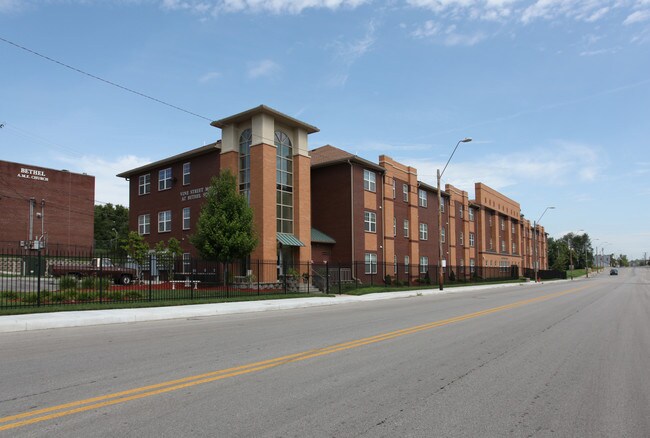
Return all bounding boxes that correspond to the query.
[0,281,545,333]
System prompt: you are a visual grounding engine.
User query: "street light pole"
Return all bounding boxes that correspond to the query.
[533,206,555,283]
[437,137,472,291]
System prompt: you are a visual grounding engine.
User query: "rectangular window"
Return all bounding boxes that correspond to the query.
[460,232,464,246]
[441,226,446,243]
[469,233,475,247]
[138,214,150,235]
[182,253,191,273]
[393,217,396,237]
[512,224,515,234]
[419,256,429,274]
[501,219,505,231]
[440,198,445,213]
[365,253,377,274]
[392,179,396,199]
[419,223,428,240]
[138,174,150,195]
[159,168,172,191]
[363,169,376,192]
[364,211,377,233]
[404,256,410,274]
[418,189,427,207]
[470,258,476,273]
[512,242,517,254]
[182,162,191,186]
[403,219,409,238]
[489,238,493,250]
[394,255,398,275]
[469,208,475,221]
[158,210,171,233]
[501,240,506,252]
[183,207,190,230]
[459,206,464,219]
[403,184,409,202]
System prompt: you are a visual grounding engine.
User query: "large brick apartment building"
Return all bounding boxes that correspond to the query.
[0,160,95,252]
[118,105,548,282]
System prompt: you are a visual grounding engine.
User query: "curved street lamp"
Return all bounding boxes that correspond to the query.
[437,137,472,291]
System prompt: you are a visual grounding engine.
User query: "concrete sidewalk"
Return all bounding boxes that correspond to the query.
[0,282,545,333]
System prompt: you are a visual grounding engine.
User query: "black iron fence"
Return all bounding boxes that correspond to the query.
[0,249,554,309]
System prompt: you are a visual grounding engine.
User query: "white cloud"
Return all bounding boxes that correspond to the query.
[579,47,619,55]
[247,59,280,78]
[161,0,368,14]
[412,20,440,38]
[56,154,152,206]
[411,21,485,45]
[0,0,24,13]
[198,71,221,83]
[623,9,650,25]
[397,140,604,196]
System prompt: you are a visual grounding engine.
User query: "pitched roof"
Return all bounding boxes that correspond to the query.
[310,145,384,172]
[116,141,221,178]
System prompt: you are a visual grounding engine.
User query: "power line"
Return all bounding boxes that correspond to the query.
[0,36,213,122]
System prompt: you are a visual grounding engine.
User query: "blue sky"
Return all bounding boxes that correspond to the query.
[1,0,648,259]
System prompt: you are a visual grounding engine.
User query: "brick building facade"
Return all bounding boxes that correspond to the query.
[0,160,95,252]
[118,105,550,282]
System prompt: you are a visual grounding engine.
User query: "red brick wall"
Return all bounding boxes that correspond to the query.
[126,150,221,254]
[0,160,94,251]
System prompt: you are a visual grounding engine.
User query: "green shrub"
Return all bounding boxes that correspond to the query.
[123,290,143,300]
[64,291,78,301]
[106,291,123,301]
[21,294,38,304]
[1,291,19,300]
[80,276,96,289]
[76,292,95,301]
[50,293,67,303]
[59,275,78,290]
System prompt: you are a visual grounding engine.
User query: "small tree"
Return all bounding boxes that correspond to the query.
[190,171,257,281]
[122,231,149,281]
[154,238,184,280]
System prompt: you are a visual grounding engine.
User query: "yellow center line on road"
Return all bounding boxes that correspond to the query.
[0,285,589,431]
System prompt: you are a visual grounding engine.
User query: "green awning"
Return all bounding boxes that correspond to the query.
[277,233,305,247]
[311,228,336,244]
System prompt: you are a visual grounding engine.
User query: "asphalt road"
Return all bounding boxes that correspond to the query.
[1,267,649,437]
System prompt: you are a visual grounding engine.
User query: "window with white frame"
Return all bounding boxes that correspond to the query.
[489,238,493,250]
[364,169,376,192]
[404,256,410,274]
[182,253,191,273]
[158,210,171,233]
[364,211,377,233]
[239,129,252,204]
[276,130,293,233]
[470,258,475,272]
[138,214,150,235]
[419,223,428,240]
[182,207,190,230]
[394,255,398,275]
[138,174,150,195]
[459,232,464,246]
[469,232,475,247]
[403,184,409,202]
[392,179,396,199]
[158,168,172,191]
[418,189,427,207]
[403,219,409,238]
[182,162,191,186]
[512,223,515,234]
[512,242,517,253]
[440,198,445,213]
[501,218,505,231]
[501,240,506,252]
[393,217,396,237]
[365,253,377,274]
[419,256,428,274]
[441,226,446,243]
[469,208,475,221]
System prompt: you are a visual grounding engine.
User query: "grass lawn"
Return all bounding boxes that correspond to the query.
[340,278,526,296]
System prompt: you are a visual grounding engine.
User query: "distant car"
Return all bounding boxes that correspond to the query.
[610,268,618,275]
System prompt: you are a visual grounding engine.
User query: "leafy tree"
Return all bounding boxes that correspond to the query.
[122,231,150,266]
[190,170,257,262]
[153,238,184,279]
[94,203,129,254]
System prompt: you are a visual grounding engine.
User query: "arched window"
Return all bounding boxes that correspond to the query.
[275,130,293,233]
[239,129,252,204]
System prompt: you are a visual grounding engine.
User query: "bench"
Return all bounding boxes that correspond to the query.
[169,279,201,290]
